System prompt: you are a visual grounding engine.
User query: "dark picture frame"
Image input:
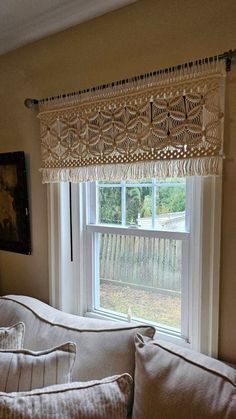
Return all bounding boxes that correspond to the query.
[0,152,31,254]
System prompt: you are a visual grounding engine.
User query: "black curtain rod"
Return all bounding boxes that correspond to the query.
[24,48,236,109]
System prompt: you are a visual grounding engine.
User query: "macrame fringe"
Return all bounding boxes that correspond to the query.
[40,157,222,184]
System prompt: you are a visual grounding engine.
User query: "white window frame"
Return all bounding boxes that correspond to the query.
[86,179,190,341]
[47,174,222,357]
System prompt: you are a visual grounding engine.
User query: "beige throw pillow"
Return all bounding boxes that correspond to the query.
[0,342,76,393]
[0,323,25,349]
[133,334,236,419]
[0,374,132,419]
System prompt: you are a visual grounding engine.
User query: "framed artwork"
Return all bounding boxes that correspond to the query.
[0,152,31,254]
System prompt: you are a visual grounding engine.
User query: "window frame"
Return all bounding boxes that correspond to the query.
[47,174,222,357]
[86,178,190,340]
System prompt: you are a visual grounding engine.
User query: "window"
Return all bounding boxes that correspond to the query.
[47,174,222,356]
[87,178,188,338]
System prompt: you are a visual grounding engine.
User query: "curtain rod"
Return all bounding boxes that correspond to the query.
[24,48,236,109]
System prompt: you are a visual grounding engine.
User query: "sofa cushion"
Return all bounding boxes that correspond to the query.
[0,322,25,349]
[0,295,155,382]
[0,374,132,419]
[0,342,76,392]
[132,334,236,419]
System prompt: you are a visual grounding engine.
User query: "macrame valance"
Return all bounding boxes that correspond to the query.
[38,60,226,183]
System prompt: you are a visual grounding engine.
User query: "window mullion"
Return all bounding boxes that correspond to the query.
[86,224,189,240]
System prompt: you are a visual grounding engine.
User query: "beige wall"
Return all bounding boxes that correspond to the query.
[0,0,236,361]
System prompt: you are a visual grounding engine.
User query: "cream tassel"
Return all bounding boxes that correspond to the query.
[40,156,222,184]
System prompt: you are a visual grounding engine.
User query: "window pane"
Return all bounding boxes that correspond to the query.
[98,187,121,224]
[97,233,182,329]
[126,186,152,227]
[156,178,186,231]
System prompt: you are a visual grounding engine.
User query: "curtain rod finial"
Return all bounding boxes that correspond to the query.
[225,49,236,72]
[24,98,38,109]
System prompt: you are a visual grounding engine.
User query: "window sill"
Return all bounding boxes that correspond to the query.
[84,309,191,348]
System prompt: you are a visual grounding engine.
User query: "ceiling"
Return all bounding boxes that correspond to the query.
[0,0,136,56]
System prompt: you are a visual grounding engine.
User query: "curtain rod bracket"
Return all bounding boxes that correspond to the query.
[226,49,233,72]
[24,98,39,109]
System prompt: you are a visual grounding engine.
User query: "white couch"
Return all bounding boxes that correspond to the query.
[1,294,236,418]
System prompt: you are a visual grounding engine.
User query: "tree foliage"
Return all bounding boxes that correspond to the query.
[99,187,121,224]
[99,180,186,225]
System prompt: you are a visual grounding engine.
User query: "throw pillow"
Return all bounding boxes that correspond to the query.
[0,342,76,393]
[0,322,25,349]
[0,374,132,419]
[133,334,236,419]
[0,295,155,382]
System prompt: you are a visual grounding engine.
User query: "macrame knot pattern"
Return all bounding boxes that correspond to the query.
[38,62,225,183]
